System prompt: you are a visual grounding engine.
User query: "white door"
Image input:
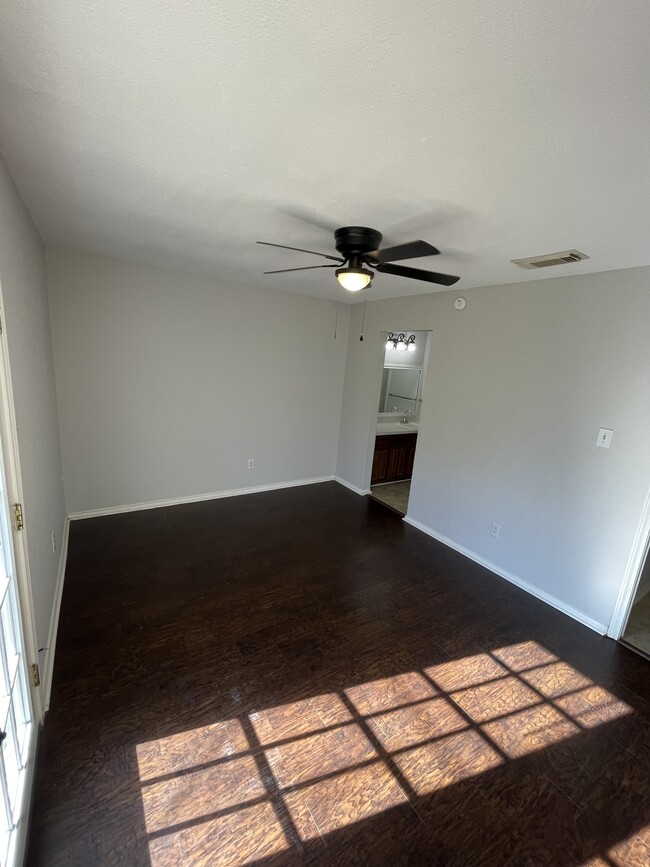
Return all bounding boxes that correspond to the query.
[0,442,32,865]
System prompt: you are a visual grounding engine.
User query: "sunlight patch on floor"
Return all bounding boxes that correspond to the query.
[395,730,503,794]
[284,760,408,840]
[555,685,632,728]
[250,692,352,746]
[345,670,434,714]
[148,801,288,866]
[582,821,650,866]
[368,696,467,750]
[141,755,264,834]
[136,718,247,781]
[482,704,580,758]
[137,640,633,864]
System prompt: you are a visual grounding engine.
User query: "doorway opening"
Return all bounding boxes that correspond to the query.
[368,330,431,517]
[608,484,650,660]
[620,541,650,659]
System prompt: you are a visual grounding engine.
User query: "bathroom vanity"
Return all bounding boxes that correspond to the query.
[371,425,418,485]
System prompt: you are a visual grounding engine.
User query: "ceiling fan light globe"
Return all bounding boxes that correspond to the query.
[336,267,372,292]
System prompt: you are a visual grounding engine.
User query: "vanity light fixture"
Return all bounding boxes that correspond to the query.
[386,332,417,353]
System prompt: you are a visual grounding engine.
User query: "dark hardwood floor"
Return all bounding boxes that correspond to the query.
[27,481,650,866]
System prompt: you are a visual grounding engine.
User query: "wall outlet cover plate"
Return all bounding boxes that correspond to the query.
[596,428,614,448]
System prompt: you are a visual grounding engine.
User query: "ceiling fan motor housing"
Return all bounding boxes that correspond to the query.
[334,227,382,260]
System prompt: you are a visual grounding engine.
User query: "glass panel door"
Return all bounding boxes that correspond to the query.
[0,436,32,867]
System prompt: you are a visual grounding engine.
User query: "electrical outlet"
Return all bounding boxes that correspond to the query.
[247,458,255,470]
[51,531,56,554]
[490,522,501,539]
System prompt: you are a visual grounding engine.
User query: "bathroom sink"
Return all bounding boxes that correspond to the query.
[376,422,419,435]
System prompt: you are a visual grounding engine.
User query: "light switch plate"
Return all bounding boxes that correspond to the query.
[596,428,613,448]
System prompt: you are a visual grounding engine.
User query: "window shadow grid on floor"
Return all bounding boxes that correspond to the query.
[138,654,635,860]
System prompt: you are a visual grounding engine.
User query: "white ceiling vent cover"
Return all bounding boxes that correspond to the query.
[511,249,590,270]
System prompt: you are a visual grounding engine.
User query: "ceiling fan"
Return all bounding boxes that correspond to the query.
[257,226,460,292]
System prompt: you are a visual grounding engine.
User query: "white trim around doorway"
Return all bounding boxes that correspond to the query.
[0,307,42,723]
[608,484,650,640]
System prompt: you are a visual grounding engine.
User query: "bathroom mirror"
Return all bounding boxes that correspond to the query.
[378,367,422,414]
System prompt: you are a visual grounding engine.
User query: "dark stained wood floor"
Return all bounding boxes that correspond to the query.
[27,482,650,866]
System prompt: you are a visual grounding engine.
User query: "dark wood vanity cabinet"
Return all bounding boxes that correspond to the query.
[371,433,417,485]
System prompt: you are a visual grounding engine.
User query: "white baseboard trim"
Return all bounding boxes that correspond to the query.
[334,477,371,496]
[68,476,336,521]
[42,517,70,712]
[403,515,608,636]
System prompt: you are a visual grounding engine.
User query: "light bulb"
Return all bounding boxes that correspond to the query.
[407,339,416,352]
[396,337,407,351]
[385,340,393,351]
[336,267,373,292]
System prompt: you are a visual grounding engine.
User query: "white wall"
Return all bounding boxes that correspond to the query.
[337,267,650,630]
[47,248,350,514]
[0,158,66,653]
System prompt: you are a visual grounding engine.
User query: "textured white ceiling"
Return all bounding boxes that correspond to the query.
[0,1,648,302]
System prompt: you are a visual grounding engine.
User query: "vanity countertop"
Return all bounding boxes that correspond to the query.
[376,422,419,435]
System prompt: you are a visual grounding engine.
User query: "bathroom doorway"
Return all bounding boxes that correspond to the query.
[368,330,431,517]
[620,535,650,659]
[622,548,650,657]
[608,486,650,660]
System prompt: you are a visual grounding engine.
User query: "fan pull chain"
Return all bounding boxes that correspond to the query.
[334,276,345,339]
[359,291,367,342]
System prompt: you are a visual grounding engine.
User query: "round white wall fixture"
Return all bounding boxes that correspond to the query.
[454,297,467,310]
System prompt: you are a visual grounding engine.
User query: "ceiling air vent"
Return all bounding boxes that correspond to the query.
[511,249,589,270]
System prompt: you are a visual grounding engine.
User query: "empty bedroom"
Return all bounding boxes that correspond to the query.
[0,1,648,865]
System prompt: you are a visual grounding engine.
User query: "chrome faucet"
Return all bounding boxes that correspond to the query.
[400,410,414,424]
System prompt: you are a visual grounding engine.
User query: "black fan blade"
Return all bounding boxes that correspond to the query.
[369,240,440,264]
[375,262,460,286]
[257,241,342,262]
[263,264,341,275]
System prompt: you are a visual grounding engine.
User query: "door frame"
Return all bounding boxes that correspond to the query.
[361,332,392,493]
[608,484,650,640]
[361,329,432,511]
[0,308,41,722]
[0,302,42,867]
